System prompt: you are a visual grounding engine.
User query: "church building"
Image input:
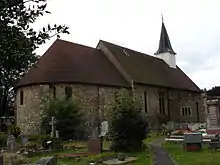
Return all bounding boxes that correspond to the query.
[14,21,205,134]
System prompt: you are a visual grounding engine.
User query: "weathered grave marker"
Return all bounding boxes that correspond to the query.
[7,135,16,153]
[49,116,56,138]
[21,134,28,146]
[184,133,202,151]
[100,121,108,137]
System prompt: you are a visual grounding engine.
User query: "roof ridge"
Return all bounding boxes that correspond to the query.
[100,40,168,63]
[57,39,97,50]
[100,40,153,56]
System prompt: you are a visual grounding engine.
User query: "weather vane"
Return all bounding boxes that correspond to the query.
[161,13,164,23]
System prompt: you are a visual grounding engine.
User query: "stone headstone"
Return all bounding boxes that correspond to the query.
[55,131,59,139]
[183,133,202,151]
[7,135,16,153]
[21,135,28,146]
[49,116,57,138]
[36,156,57,165]
[184,133,202,143]
[181,123,189,130]
[91,126,99,138]
[165,121,175,130]
[100,121,108,136]
[174,123,181,130]
[88,138,101,154]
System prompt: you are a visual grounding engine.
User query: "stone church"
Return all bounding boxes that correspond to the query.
[14,21,205,135]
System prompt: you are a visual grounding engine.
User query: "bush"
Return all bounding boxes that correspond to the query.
[38,135,53,149]
[108,89,147,152]
[0,133,8,147]
[25,141,39,151]
[28,135,39,142]
[11,126,21,138]
[41,97,85,141]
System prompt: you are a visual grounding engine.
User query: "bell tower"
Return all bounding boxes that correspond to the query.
[154,17,176,68]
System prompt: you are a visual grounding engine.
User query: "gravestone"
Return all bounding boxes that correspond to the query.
[88,126,101,154]
[36,156,57,165]
[55,131,59,139]
[7,135,16,153]
[49,116,56,138]
[21,134,28,146]
[165,121,175,130]
[181,123,189,130]
[100,121,108,137]
[184,133,202,151]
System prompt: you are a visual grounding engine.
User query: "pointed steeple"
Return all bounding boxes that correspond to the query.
[154,19,176,55]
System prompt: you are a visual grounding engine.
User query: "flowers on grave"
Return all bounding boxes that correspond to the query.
[171,129,195,135]
[25,141,39,152]
[62,142,86,150]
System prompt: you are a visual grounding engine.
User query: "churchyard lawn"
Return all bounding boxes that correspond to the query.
[26,132,164,165]
[163,142,220,165]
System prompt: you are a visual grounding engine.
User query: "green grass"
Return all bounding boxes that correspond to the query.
[27,132,163,165]
[163,142,220,165]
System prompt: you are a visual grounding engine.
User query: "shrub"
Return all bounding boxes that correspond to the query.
[0,133,8,147]
[108,89,148,152]
[38,135,53,149]
[11,126,21,138]
[28,135,39,142]
[25,141,39,151]
[41,97,85,141]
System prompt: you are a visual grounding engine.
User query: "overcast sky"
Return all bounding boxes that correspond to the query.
[34,0,220,90]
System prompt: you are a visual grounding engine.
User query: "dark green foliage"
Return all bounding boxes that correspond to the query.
[0,133,8,147]
[206,86,220,97]
[0,0,69,116]
[11,125,21,138]
[41,97,85,141]
[38,134,52,149]
[109,89,147,152]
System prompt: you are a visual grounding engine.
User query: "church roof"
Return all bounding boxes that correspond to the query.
[100,40,200,92]
[15,39,201,92]
[154,22,176,55]
[15,39,129,88]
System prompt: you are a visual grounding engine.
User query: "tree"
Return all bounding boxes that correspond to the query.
[108,89,147,152]
[206,86,220,97]
[41,97,85,141]
[0,0,69,116]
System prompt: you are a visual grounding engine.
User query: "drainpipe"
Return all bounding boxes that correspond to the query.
[167,91,171,121]
[196,101,200,122]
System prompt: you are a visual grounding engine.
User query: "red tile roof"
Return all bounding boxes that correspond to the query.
[15,39,129,88]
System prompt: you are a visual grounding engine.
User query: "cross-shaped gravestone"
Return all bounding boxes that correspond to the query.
[49,116,56,138]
